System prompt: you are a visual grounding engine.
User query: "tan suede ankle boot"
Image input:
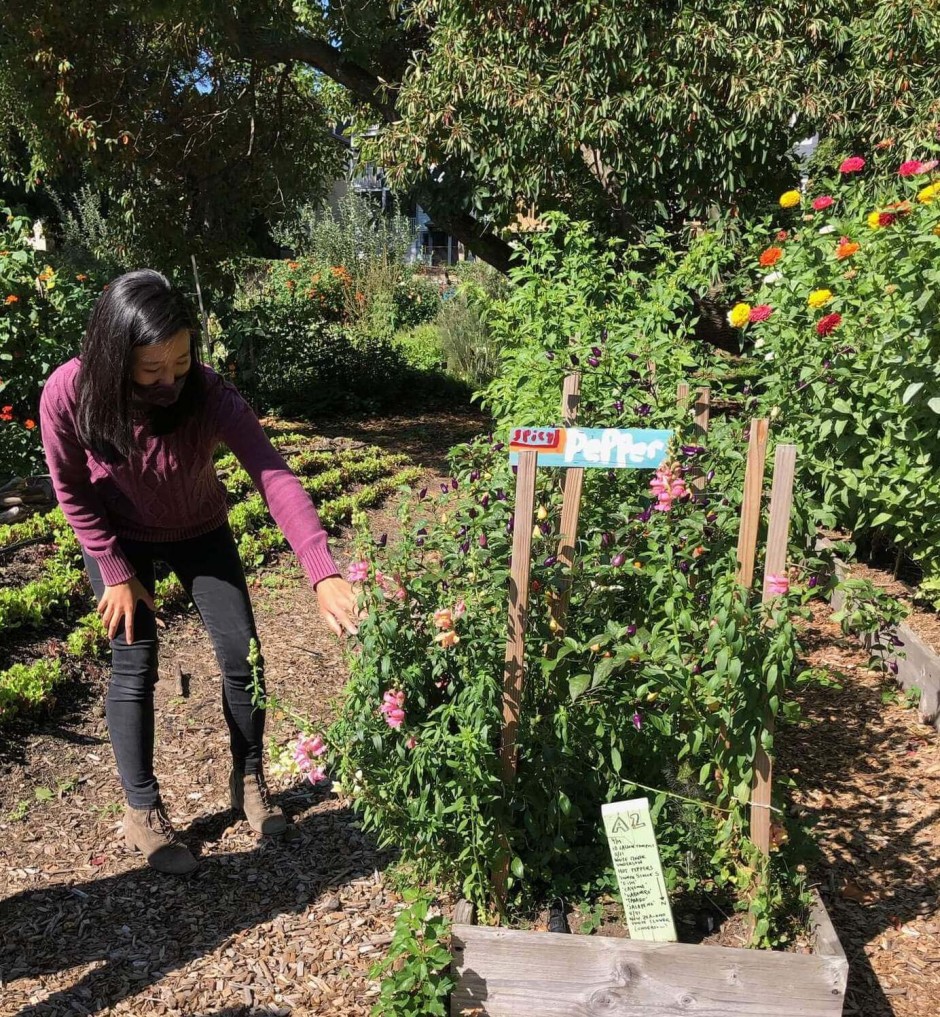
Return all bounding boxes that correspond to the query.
[230,769,287,835]
[123,801,199,874]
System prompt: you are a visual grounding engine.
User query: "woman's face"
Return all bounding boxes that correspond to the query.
[131,329,192,387]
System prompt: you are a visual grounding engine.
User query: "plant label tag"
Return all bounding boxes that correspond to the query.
[601,797,677,942]
[509,427,672,469]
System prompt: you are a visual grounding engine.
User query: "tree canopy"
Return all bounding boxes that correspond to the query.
[2,1,938,272]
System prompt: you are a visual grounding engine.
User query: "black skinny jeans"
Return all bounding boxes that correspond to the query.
[83,525,265,809]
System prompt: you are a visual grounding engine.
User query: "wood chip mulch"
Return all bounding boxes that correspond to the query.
[782,602,940,1017]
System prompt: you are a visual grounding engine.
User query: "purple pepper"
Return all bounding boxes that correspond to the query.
[706,512,718,523]
[591,346,602,358]
[481,494,490,508]
[706,469,715,482]
[681,445,705,457]
[637,507,652,523]
[570,354,580,366]
[614,399,624,413]
[470,470,480,482]
[601,328,608,341]
[377,533,388,547]
[691,663,702,675]
[540,521,552,535]
[512,465,518,476]
[887,659,899,675]
[588,356,600,368]
[440,483,449,495]
[468,508,477,519]
[497,489,507,502]
[545,351,556,361]
[419,488,428,500]
[679,561,690,573]
[460,541,470,554]
[626,624,637,636]
[507,518,515,534]
[459,525,468,536]
[544,555,558,567]
[493,442,504,453]
[611,553,626,568]
[808,575,818,589]
[637,404,651,417]
[601,531,613,548]
[479,533,488,548]
[891,635,905,648]
[451,477,459,490]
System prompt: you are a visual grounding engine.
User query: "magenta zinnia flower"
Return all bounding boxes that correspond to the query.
[812,195,834,211]
[899,160,925,178]
[816,312,842,336]
[749,304,773,323]
[839,156,866,174]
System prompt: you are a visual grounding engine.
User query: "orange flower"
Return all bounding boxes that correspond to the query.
[835,241,859,260]
[759,246,783,267]
[75,273,88,282]
[285,279,296,290]
[5,294,19,305]
[287,261,299,270]
[24,419,36,430]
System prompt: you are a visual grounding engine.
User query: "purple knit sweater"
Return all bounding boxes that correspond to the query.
[39,359,339,589]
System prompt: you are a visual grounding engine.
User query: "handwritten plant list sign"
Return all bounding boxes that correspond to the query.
[602,798,677,942]
[509,426,673,469]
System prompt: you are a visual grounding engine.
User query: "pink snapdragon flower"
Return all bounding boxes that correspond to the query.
[380,689,406,728]
[650,461,690,513]
[766,573,790,596]
[294,734,327,769]
[453,599,467,621]
[433,607,454,630]
[346,560,369,583]
[306,765,328,785]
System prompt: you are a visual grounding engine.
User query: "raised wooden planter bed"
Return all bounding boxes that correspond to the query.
[450,892,847,1016]
[828,552,940,732]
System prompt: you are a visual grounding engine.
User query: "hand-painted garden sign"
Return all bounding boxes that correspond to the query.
[601,798,677,943]
[509,426,673,469]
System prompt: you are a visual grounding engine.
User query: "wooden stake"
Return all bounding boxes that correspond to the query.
[735,419,770,590]
[499,450,538,784]
[750,444,798,855]
[190,255,212,359]
[550,374,583,633]
[691,387,711,493]
[676,382,690,407]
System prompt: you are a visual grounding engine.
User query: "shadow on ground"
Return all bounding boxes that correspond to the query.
[0,783,388,1017]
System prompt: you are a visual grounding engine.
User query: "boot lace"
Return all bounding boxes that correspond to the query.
[148,804,182,844]
[249,772,275,813]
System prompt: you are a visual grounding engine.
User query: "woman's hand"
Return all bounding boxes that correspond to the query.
[97,577,155,644]
[316,576,360,638]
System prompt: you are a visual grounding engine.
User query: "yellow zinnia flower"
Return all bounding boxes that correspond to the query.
[808,289,833,308]
[779,190,801,209]
[917,183,940,205]
[933,225,940,237]
[728,302,751,328]
[867,211,883,229]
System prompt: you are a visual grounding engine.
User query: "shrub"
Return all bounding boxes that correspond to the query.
[0,205,97,477]
[393,323,447,373]
[725,154,940,597]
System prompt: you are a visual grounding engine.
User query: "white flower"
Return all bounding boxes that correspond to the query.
[770,405,781,419]
[764,272,783,285]
[764,351,776,361]
[818,225,836,235]
[754,337,765,349]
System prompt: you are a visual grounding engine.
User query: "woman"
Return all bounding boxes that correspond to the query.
[40,269,358,875]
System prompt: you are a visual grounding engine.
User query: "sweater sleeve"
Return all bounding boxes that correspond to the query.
[211,379,340,589]
[39,368,136,586]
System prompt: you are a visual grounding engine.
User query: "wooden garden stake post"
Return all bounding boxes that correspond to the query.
[750,443,798,855]
[499,449,539,784]
[550,373,584,632]
[735,419,770,589]
[677,385,711,492]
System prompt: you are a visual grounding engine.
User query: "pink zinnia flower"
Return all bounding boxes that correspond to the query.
[380,689,406,728]
[749,304,773,323]
[899,160,925,177]
[766,574,790,596]
[346,560,369,583]
[839,156,866,174]
[812,195,834,211]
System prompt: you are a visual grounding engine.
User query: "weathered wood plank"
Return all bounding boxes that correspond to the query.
[551,373,584,633]
[734,419,769,590]
[499,449,538,784]
[750,443,797,854]
[451,920,847,1017]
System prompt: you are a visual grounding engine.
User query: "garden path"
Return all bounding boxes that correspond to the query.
[0,408,937,1017]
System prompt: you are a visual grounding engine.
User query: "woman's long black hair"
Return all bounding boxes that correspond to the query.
[76,270,205,460]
